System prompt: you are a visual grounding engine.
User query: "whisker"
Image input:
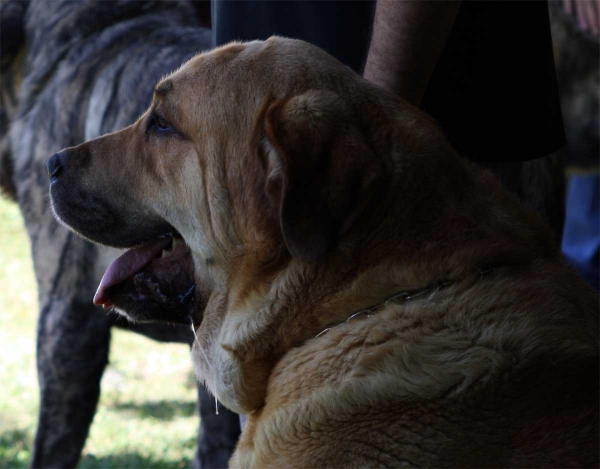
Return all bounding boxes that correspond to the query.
[190,318,219,414]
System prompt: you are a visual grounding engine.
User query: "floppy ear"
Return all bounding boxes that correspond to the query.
[262,90,384,263]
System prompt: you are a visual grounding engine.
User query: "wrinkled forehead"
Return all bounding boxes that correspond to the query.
[181,41,264,83]
[152,41,274,126]
[151,37,358,131]
[161,41,270,100]
[158,37,354,101]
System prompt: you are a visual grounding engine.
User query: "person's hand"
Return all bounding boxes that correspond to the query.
[563,0,600,36]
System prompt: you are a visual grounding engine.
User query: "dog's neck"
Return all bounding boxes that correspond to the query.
[193,145,558,416]
[196,224,524,415]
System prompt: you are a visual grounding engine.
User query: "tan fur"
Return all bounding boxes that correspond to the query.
[56,38,598,467]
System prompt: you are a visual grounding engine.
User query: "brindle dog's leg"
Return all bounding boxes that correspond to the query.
[25,224,110,468]
[31,298,110,468]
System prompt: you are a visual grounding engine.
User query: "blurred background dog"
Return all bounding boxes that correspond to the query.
[0,1,240,467]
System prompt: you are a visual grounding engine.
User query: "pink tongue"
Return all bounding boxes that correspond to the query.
[94,238,172,306]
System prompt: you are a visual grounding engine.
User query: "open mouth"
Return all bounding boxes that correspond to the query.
[94,234,196,325]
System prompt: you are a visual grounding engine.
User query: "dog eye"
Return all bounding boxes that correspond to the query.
[156,116,170,130]
[147,113,177,136]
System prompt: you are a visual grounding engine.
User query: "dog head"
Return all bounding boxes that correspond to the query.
[49,37,477,413]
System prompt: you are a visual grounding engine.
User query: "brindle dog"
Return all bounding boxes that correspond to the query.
[0,1,240,467]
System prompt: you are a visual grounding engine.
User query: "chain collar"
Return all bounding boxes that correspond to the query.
[315,265,496,338]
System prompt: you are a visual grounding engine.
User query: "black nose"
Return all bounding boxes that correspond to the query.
[47,151,65,182]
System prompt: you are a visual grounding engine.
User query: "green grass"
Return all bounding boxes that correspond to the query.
[0,196,200,468]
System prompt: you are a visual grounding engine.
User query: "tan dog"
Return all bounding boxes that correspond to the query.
[49,37,598,467]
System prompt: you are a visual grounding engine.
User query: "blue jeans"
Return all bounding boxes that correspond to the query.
[562,174,600,289]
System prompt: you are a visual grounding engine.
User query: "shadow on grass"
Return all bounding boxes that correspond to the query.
[0,429,192,469]
[79,452,191,469]
[112,399,197,420]
[0,428,31,469]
